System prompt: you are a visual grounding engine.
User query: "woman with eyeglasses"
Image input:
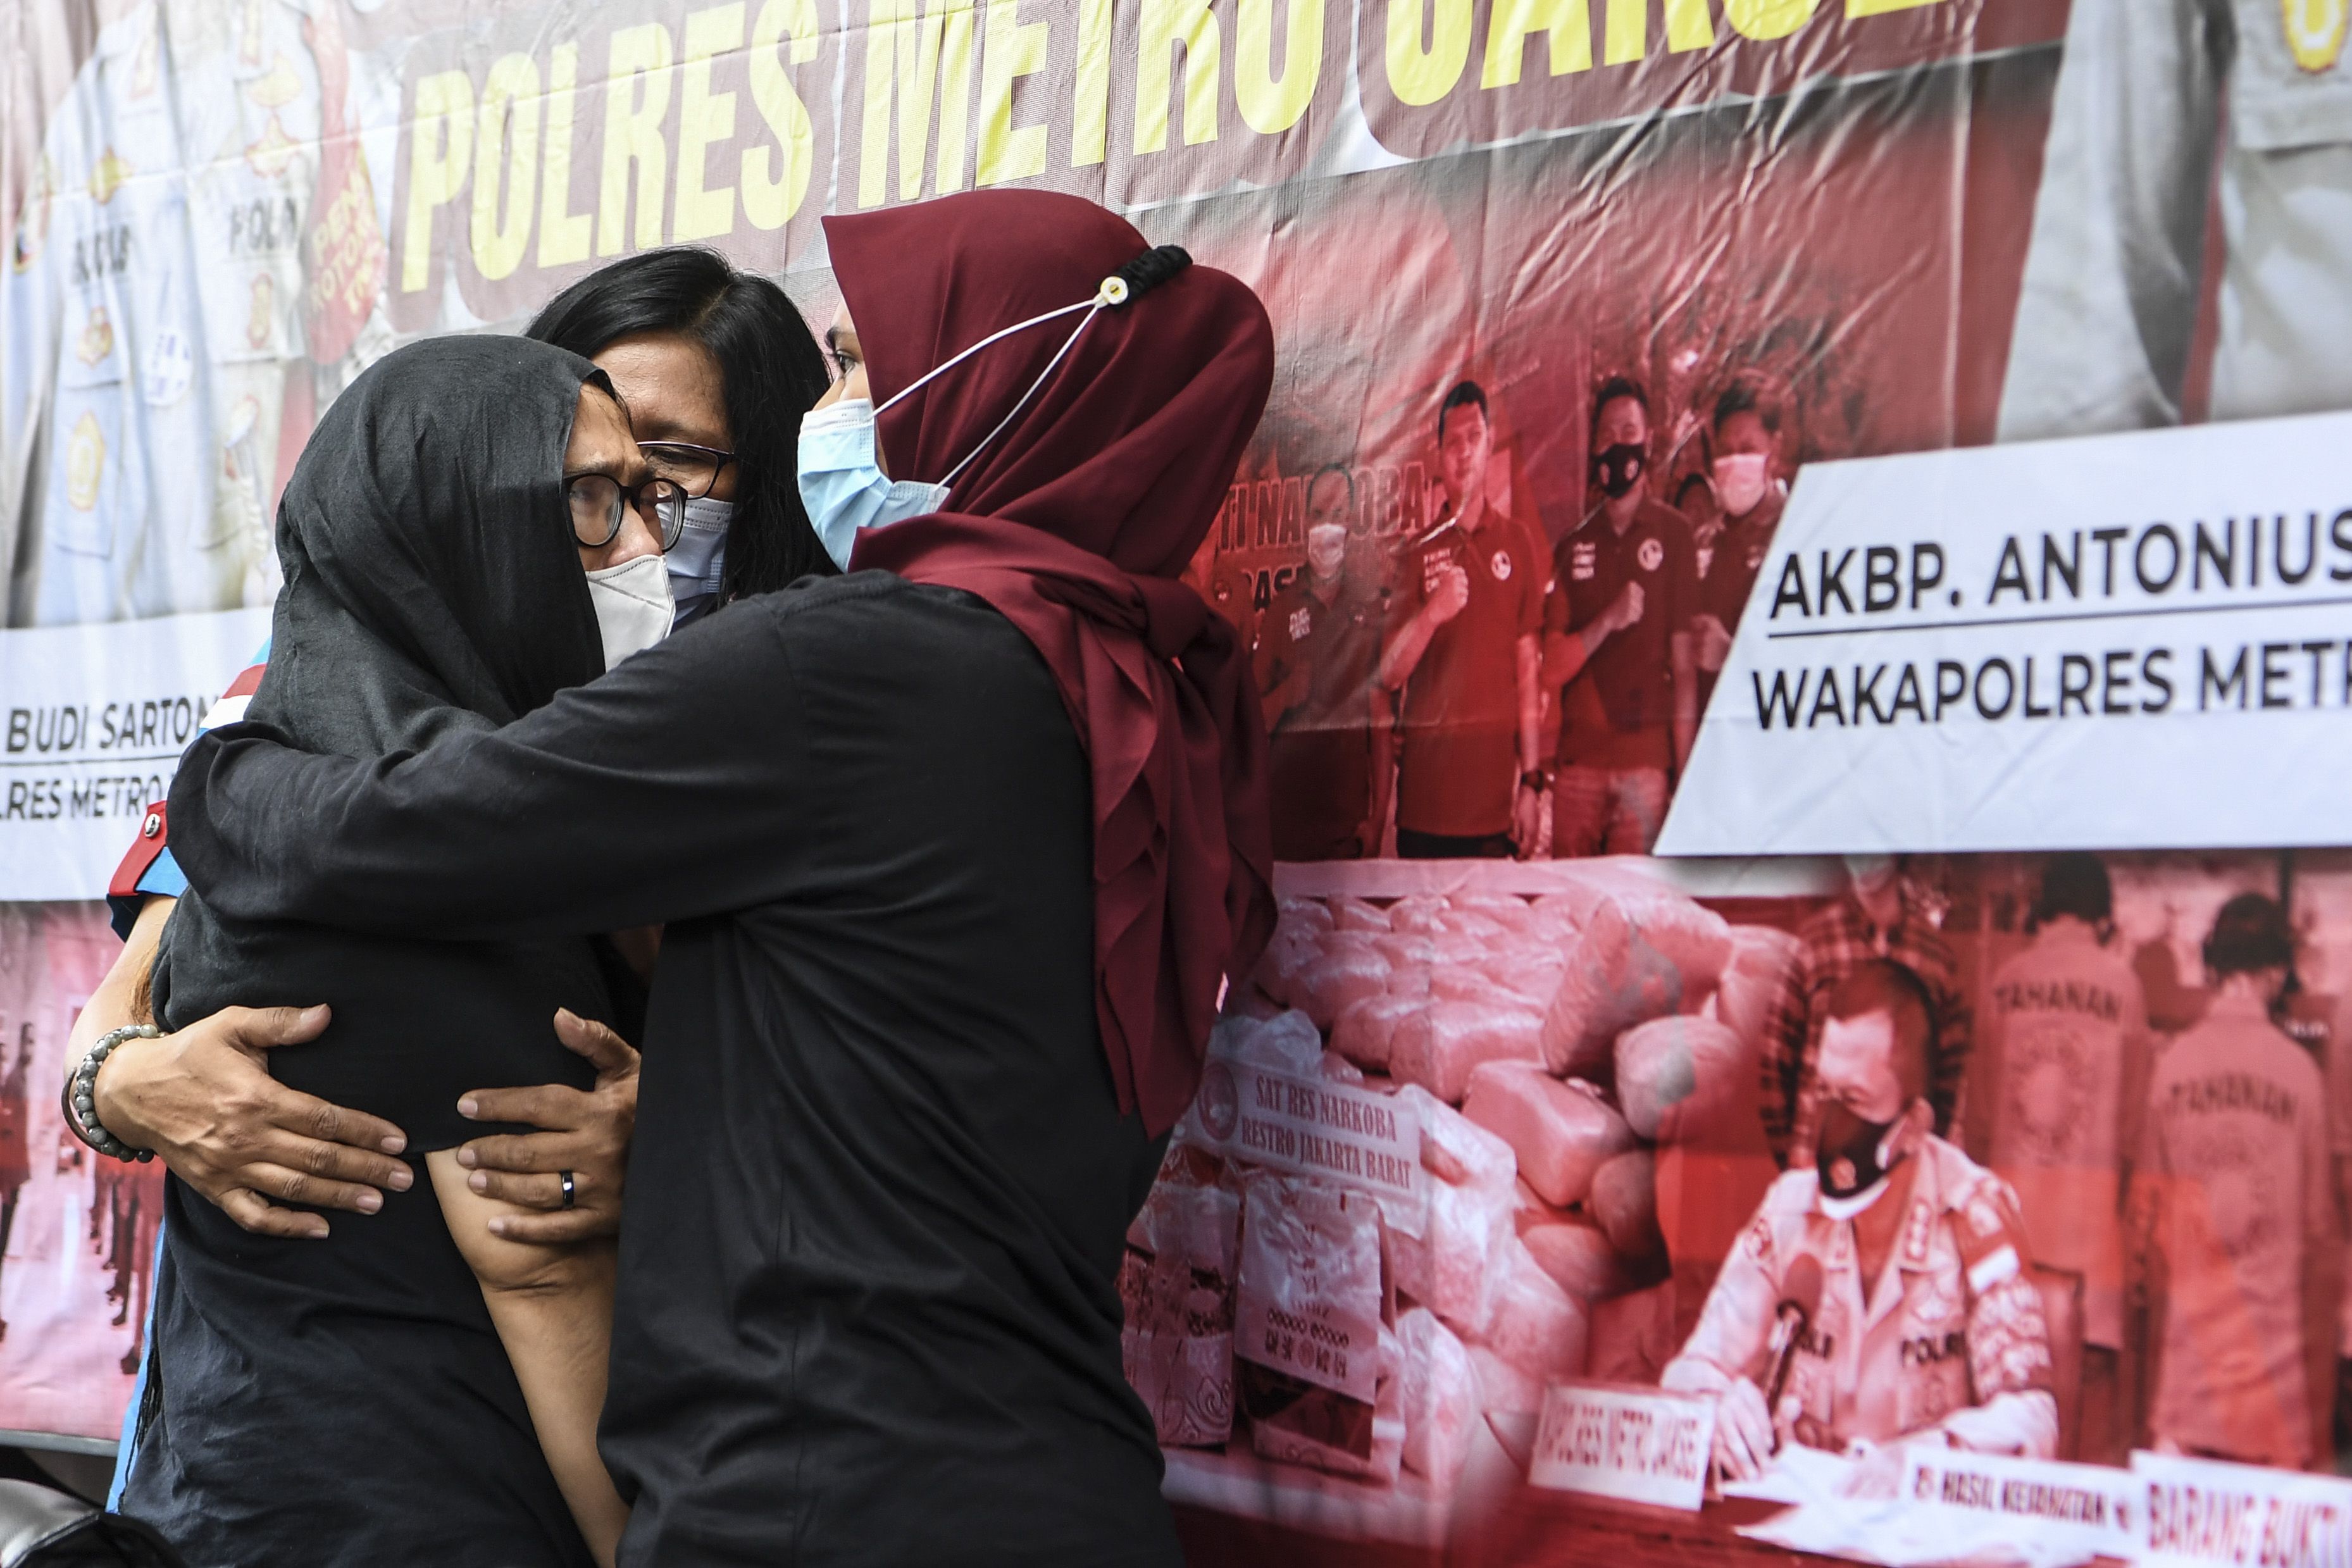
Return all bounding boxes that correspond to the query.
[528,247,836,625]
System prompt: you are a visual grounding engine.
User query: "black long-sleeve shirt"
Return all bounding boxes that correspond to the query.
[171,573,1179,1568]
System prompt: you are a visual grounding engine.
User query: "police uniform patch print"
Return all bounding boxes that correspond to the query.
[1901,1197,1934,1267]
[77,305,115,368]
[2284,0,2349,70]
[1638,537,1664,573]
[1491,550,1512,580]
[1912,1276,1959,1326]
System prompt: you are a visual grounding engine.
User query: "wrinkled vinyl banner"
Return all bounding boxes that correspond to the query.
[11,0,2352,1562]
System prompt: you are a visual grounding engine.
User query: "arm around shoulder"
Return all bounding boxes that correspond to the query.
[168,606,812,942]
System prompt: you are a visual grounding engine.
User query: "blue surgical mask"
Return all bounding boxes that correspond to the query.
[798,399,950,571]
[667,495,731,627]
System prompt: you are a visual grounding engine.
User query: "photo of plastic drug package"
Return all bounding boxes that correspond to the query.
[1235,1172,1398,1482]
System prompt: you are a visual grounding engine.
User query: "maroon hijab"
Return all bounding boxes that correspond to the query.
[833,190,1275,1137]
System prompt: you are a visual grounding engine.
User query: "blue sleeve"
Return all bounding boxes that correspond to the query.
[135,846,188,900]
[104,849,183,941]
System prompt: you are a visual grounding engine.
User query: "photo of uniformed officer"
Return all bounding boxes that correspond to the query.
[1378,382,1550,859]
[1664,961,2058,1486]
[2129,893,2339,1471]
[1255,466,1391,860]
[2001,0,2352,437]
[1543,376,1698,858]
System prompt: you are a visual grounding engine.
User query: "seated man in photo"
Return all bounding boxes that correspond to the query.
[1664,961,2058,1483]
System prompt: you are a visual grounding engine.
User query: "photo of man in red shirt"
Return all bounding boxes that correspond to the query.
[1544,376,1698,857]
[1378,383,1549,859]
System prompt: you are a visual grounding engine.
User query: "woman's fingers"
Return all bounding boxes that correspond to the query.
[457,1084,588,1132]
[215,1188,331,1240]
[279,1093,409,1161]
[484,1208,609,1245]
[216,1002,333,1050]
[454,1131,570,1174]
[552,1009,638,1075]
[240,1160,392,1218]
[454,1020,636,1224]
[468,1160,621,1238]
[258,1124,416,1201]
[466,1167,569,1210]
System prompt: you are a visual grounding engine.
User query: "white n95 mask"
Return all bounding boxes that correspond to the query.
[797,399,950,571]
[1714,453,1770,519]
[586,551,674,669]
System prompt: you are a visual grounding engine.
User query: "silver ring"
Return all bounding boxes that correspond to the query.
[559,1170,576,1209]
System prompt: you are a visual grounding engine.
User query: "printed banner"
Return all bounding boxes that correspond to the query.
[2134,1450,2352,1568]
[8,1,2352,1565]
[1528,1381,1714,1509]
[1659,411,2352,856]
[0,608,273,902]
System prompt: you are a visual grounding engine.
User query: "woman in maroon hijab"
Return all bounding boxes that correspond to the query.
[163,189,1277,1567]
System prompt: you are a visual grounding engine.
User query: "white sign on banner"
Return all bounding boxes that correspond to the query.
[2133,1449,2352,1568]
[0,607,272,902]
[1526,1380,1714,1510]
[1192,1056,1424,1216]
[1901,1449,2139,1564]
[1660,409,2352,855]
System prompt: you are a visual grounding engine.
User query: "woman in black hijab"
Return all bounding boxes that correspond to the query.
[115,335,666,1567]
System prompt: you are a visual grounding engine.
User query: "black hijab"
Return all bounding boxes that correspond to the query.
[152,335,616,1146]
[246,333,608,755]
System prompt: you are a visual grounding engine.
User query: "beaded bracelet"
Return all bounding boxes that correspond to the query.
[63,1024,159,1163]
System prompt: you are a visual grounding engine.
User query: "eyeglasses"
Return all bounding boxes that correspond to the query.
[568,472,688,551]
[638,441,737,500]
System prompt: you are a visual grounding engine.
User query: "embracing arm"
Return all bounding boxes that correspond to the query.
[73,896,414,1238]
[169,608,810,943]
[433,1159,626,1567]
[430,1014,642,1565]
[68,895,167,1055]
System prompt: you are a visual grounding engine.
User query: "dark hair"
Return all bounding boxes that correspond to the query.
[2204,893,2294,977]
[1712,374,1783,437]
[2032,852,2112,928]
[1438,381,1488,438]
[527,248,833,598]
[1308,463,1356,509]
[1826,959,1936,1102]
[1590,375,1650,440]
[1674,472,1715,509]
